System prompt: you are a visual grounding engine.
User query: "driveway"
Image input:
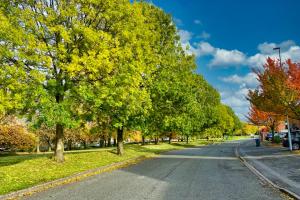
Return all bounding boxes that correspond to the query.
[25,141,284,200]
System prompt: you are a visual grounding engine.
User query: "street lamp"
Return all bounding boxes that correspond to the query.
[273,47,292,151]
[273,47,282,67]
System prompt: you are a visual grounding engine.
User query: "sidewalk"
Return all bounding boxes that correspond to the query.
[239,140,300,197]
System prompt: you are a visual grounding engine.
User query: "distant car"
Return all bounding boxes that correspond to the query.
[282,131,300,150]
[278,132,287,139]
[265,132,280,141]
[0,147,10,152]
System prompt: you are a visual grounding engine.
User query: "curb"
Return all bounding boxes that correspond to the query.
[235,143,300,200]
[0,156,147,200]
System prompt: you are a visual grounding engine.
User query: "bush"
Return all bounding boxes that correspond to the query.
[274,135,281,144]
[0,124,36,151]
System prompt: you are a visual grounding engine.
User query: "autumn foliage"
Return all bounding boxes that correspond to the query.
[247,104,282,141]
[248,58,300,120]
[0,124,36,151]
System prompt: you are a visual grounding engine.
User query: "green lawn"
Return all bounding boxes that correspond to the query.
[0,141,215,195]
[226,135,251,141]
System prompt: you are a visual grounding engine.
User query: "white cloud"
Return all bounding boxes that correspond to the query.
[223,96,248,108]
[178,29,300,69]
[209,49,246,67]
[178,29,196,55]
[221,73,258,88]
[194,19,202,25]
[193,42,215,56]
[178,30,246,67]
[248,40,300,68]
[220,85,250,121]
[197,31,211,40]
[178,29,193,44]
[258,40,296,54]
[173,17,183,26]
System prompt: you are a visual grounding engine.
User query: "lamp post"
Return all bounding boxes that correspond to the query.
[273,47,282,67]
[273,47,292,151]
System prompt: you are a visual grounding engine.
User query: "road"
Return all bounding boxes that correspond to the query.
[25,141,284,200]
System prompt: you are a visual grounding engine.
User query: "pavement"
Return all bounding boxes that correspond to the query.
[239,139,300,198]
[24,140,284,200]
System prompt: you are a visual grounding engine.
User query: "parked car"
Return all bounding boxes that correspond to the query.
[0,147,10,152]
[282,131,300,150]
[278,131,287,139]
[265,132,278,141]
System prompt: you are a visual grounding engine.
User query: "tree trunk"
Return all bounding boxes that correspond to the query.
[113,138,117,147]
[142,136,145,145]
[83,140,87,149]
[36,137,40,153]
[117,127,124,155]
[271,125,275,143]
[107,131,112,147]
[99,137,105,148]
[54,124,64,162]
[169,133,172,144]
[48,141,52,152]
[186,135,189,144]
[67,140,72,151]
[154,137,158,145]
[107,138,111,147]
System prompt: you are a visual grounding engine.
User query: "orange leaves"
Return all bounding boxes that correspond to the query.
[248,57,300,120]
[287,59,300,92]
[247,104,269,126]
[247,104,282,130]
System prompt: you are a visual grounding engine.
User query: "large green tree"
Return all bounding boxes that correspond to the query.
[0,0,153,161]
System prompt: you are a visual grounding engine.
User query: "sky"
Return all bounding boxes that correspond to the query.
[151,0,300,121]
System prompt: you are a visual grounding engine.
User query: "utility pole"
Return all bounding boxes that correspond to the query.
[273,47,292,151]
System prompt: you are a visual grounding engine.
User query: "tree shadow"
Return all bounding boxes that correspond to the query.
[0,153,52,167]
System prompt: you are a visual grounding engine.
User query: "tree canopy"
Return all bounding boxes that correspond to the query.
[0,0,241,161]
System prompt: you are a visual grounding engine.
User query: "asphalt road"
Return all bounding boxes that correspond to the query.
[25,141,284,200]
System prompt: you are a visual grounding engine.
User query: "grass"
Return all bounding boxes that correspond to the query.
[226,135,251,141]
[0,141,216,195]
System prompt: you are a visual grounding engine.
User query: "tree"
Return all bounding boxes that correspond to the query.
[0,0,159,160]
[202,104,241,139]
[225,106,242,134]
[248,58,299,119]
[241,123,258,136]
[247,104,282,141]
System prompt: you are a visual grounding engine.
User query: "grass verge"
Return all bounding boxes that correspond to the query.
[0,140,214,195]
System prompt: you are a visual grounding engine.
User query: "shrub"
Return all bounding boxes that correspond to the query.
[0,124,36,151]
[274,135,281,144]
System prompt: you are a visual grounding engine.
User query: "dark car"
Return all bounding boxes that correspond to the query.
[282,131,300,150]
[265,132,279,141]
[265,133,273,141]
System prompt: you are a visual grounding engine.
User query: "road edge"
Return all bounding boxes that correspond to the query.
[0,156,148,200]
[235,143,300,200]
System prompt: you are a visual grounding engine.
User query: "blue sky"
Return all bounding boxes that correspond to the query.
[151,0,300,120]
